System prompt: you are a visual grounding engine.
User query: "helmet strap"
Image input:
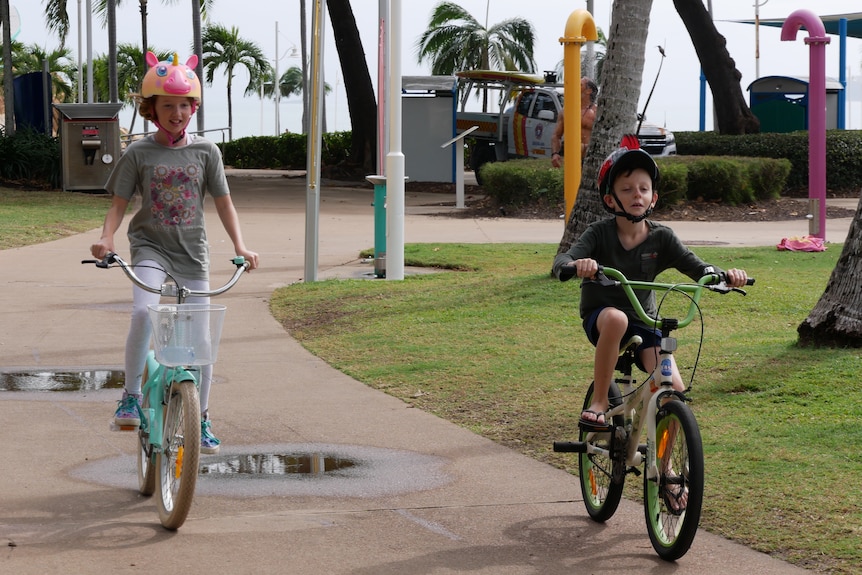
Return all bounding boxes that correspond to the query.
[606,191,654,223]
[153,117,190,147]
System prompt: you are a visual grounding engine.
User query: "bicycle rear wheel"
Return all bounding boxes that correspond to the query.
[644,399,704,561]
[155,379,200,530]
[578,381,625,522]
[137,367,156,496]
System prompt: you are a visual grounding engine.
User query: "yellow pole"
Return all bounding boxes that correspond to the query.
[560,9,597,222]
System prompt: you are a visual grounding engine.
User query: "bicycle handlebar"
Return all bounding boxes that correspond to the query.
[561,264,755,330]
[81,252,250,302]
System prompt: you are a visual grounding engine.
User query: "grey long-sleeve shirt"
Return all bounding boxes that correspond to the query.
[553,218,721,322]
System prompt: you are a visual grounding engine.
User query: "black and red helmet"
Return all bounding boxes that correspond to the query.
[597,134,660,196]
[597,135,660,222]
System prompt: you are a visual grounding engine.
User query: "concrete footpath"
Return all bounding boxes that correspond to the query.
[1,171,849,574]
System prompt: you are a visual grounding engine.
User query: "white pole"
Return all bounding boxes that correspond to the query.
[77,0,83,102]
[386,0,404,280]
[304,0,325,282]
[275,21,280,135]
[86,0,93,103]
[378,0,389,175]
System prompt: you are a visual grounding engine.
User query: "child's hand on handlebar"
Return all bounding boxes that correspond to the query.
[236,249,259,271]
[90,238,114,260]
[567,258,599,279]
[724,268,749,288]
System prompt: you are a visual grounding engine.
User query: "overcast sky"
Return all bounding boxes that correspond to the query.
[11,0,862,138]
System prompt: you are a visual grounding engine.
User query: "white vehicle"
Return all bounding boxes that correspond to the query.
[455,70,676,180]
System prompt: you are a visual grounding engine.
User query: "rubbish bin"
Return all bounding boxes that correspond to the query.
[54,103,123,192]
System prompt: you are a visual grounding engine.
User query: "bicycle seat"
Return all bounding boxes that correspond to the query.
[620,335,643,354]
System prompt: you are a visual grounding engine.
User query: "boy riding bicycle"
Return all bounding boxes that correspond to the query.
[552,136,748,431]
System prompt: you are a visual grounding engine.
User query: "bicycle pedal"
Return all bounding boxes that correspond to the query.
[627,466,642,477]
[108,421,138,432]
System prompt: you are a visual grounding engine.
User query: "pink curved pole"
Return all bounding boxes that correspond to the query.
[781,10,830,240]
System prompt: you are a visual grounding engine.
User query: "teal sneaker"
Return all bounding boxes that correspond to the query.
[113,392,142,428]
[200,413,221,455]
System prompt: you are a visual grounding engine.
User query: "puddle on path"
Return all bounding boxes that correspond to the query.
[0,370,124,392]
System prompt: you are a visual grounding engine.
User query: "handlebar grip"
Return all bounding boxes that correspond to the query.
[558,265,577,281]
[746,278,756,286]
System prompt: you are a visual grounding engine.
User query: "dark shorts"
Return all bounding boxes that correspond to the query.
[583,307,661,372]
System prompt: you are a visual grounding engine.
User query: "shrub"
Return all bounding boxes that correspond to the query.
[0,128,61,189]
[675,130,862,194]
[476,155,790,212]
[221,131,352,170]
[479,158,564,207]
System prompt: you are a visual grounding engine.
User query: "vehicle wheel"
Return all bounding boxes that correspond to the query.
[137,364,156,496]
[155,379,200,530]
[578,380,625,522]
[470,142,496,185]
[644,399,704,561]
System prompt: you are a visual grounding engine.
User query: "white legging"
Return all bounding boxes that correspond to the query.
[125,260,213,415]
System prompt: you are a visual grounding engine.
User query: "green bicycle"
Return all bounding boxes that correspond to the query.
[84,253,249,529]
[554,265,754,560]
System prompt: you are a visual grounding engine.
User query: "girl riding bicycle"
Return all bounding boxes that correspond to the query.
[90,51,259,455]
[552,135,748,431]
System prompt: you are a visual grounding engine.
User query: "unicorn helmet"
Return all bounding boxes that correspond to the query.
[141,51,201,102]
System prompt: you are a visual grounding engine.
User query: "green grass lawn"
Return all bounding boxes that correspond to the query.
[270,243,861,575]
[0,187,110,249]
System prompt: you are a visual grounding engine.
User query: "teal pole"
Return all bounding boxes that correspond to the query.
[365,175,387,277]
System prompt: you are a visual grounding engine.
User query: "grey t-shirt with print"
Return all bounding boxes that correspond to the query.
[106,135,229,280]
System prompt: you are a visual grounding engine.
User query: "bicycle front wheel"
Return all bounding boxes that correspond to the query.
[137,368,156,496]
[644,399,704,561]
[155,379,201,530]
[579,381,625,522]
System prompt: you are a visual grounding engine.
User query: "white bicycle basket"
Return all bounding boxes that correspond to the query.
[147,303,227,367]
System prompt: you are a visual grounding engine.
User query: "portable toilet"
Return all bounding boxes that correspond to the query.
[402,76,458,182]
[748,75,844,133]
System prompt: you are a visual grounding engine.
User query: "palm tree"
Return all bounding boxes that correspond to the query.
[327,0,377,171]
[256,64,331,134]
[558,0,654,253]
[200,23,268,141]
[416,1,536,111]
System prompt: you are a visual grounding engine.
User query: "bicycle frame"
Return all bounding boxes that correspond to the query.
[554,266,744,473]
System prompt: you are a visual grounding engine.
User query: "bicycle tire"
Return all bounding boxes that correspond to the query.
[155,379,201,530]
[643,399,704,561]
[137,364,156,496]
[578,381,625,522]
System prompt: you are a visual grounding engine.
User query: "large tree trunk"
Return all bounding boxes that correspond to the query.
[557,0,653,254]
[798,195,862,347]
[673,0,759,135]
[327,0,377,172]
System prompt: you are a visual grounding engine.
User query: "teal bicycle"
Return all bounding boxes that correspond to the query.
[554,266,753,560]
[84,253,249,529]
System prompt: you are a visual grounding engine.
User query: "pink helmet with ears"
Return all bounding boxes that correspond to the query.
[141,52,202,102]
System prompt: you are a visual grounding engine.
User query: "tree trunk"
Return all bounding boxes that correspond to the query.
[798,196,862,347]
[327,0,377,172]
[673,0,759,135]
[557,0,653,254]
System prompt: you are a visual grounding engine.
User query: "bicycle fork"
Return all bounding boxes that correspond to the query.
[141,352,199,453]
